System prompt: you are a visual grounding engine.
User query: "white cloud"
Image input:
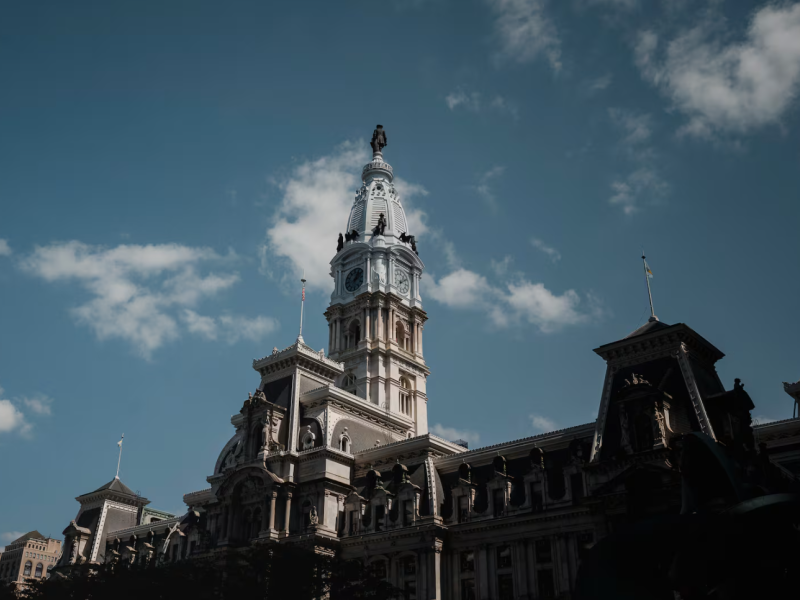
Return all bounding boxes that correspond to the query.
[578,0,638,10]
[608,108,653,146]
[0,400,28,435]
[1,532,25,544]
[487,0,562,72]
[530,237,561,262]
[530,413,557,433]
[263,141,428,293]
[0,239,11,257]
[491,255,514,276]
[22,394,53,416]
[183,310,279,344]
[20,242,269,358]
[430,423,481,444]
[635,3,800,138]
[473,166,506,212]
[427,268,591,333]
[609,167,670,215]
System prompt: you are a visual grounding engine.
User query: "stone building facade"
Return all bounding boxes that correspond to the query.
[51,129,800,598]
[0,531,61,588]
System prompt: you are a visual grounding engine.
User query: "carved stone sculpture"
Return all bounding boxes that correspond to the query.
[302,425,316,450]
[370,125,388,154]
[345,229,360,243]
[337,233,344,252]
[309,505,319,526]
[374,212,387,236]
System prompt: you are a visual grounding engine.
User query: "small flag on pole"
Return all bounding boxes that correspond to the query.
[117,438,123,447]
[302,287,305,301]
[645,260,654,278]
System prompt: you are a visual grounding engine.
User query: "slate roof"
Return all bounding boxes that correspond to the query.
[624,318,671,340]
[9,531,46,544]
[91,477,137,496]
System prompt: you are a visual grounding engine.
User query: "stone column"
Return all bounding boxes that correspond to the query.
[364,306,371,342]
[283,492,293,534]
[514,541,529,598]
[389,308,395,340]
[376,303,384,340]
[477,544,490,600]
[226,504,235,542]
[269,491,278,531]
[417,322,423,355]
[261,496,269,533]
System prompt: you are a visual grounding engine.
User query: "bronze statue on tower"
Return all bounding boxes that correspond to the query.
[370,124,387,154]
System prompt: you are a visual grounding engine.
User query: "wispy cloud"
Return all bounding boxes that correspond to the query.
[609,167,669,215]
[1,532,25,544]
[0,239,11,257]
[430,423,481,444]
[586,73,612,94]
[182,310,279,344]
[530,237,561,262]
[473,166,506,212]
[445,88,519,118]
[486,0,562,72]
[634,3,800,138]
[530,413,557,433]
[22,394,53,417]
[20,242,271,358]
[607,108,668,214]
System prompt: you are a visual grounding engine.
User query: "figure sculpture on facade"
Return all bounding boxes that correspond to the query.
[309,505,319,526]
[301,425,316,450]
[370,124,387,154]
[345,229,360,243]
[337,233,344,252]
[373,212,387,236]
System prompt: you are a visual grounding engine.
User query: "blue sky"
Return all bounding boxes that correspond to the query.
[2,0,800,543]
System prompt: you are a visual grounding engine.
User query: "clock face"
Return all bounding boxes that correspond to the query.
[395,269,410,295]
[345,268,364,292]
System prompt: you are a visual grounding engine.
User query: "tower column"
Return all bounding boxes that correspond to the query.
[283,492,293,534]
[269,491,277,531]
[364,306,371,342]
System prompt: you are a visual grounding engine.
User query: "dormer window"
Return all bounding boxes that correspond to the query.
[339,427,351,453]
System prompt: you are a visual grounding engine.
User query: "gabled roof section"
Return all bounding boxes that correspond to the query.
[624,318,672,340]
[76,476,150,506]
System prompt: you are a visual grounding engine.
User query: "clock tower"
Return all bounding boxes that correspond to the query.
[325,125,429,436]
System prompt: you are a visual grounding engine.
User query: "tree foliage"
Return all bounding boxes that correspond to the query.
[12,544,405,600]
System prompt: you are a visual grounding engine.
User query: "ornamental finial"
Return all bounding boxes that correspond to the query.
[370,124,387,156]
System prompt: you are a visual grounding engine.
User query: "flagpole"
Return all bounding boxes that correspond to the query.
[642,254,657,322]
[115,434,124,479]
[298,270,306,343]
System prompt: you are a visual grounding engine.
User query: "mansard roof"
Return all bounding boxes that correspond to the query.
[594,320,725,365]
[624,317,672,340]
[91,477,136,496]
[76,476,150,506]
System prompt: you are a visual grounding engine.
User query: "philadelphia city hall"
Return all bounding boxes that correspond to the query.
[51,127,800,599]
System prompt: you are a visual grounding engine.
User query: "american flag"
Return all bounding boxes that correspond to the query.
[302,287,305,301]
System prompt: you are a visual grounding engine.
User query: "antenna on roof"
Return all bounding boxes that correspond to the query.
[115,434,124,479]
[641,252,658,322]
[297,269,307,344]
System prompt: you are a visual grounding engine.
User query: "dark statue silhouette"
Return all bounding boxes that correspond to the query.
[370,124,387,154]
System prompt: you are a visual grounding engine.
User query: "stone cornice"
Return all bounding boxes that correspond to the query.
[594,323,724,367]
[253,340,344,378]
[354,433,466,465]
[434,422,596,471]
[300,385,413,434]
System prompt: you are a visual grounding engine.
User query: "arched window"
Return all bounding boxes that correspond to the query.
[23,561,32,577]
[34,563,43,578]
[347,321,361,349]
[343,373,357,390]
[395,321,409,350]
[340,429,351,453]
[399,377,413,417]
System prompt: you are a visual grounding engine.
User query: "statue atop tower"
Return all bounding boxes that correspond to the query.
[370,124,387,155]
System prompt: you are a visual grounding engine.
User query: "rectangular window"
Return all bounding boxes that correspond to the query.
[404,580,417,600]
[458,496,469,523]
[401,555,416,576]
[493,488,505,517]
[535,539,552,564]
[530,482,542,510]
[571,473,585,500]
[375,506,385,532]
[349,509,358,535]
[498,573,514,600]
[496,545,512,569]
[460,578,476,600]
[537,569,556,599]
[460,550,474,573]
[403,500,414,527]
